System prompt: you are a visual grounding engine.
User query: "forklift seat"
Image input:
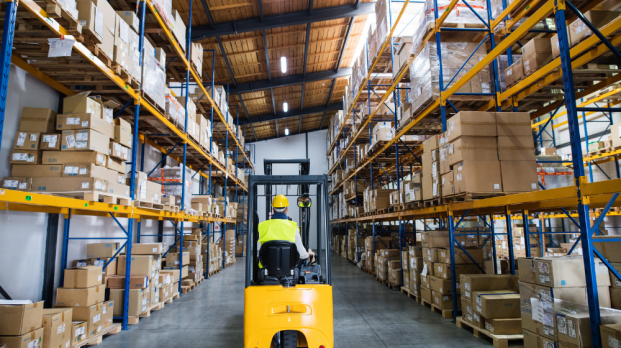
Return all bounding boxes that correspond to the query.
[257,241,300,285]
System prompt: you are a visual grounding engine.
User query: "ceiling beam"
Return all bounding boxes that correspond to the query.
[262,29,271,82]
[199,0,215,27]
[191,3,375,41]
[320,77,338,130]
[275,119,279,137]
[270,88,276,113]
[336,17,354,71]
[251,126,324,142]
[239,94,251,119]
[216,37,237,86]
[258,0,264,21]
[238,102,343,125]
[227,68,352,94]
[250,124,258,141]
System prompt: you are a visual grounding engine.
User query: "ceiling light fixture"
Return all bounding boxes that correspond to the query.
[281,56,287,73]
[285,128,289,136]
[283,102,288,112]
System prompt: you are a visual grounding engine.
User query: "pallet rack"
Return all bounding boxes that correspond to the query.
[327,0,621,347]
[0,0,254,330]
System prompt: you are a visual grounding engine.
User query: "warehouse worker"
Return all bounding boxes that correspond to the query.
[258,194,314,264]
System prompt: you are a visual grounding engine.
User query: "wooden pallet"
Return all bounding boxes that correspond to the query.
[421,298,453,319]
[164,204,180,212]
[181,284,195,294]
[442,192,507,204]
[400,287,421,302]
[135,200,165,210]
[70,323,121,348]
[37,0,82,37]
[41,191,131,206]
[87,43,112,68]
[151,302,164,311]
[423,198,442,207]
[456,316,524,348]
[111,63,140,89]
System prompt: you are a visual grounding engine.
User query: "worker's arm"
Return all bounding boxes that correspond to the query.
[295,229,309,259]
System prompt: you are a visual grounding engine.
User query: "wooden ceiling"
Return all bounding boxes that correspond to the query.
[173,0,370,141]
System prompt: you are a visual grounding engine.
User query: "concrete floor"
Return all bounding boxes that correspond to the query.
[101,255,491,348]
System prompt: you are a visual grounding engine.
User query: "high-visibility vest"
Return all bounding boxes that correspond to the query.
[258,219,298,245]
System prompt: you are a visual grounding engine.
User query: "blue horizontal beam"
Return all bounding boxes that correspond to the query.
[191,3,375,40]
[226,69,352,94]
[238,102,343,125]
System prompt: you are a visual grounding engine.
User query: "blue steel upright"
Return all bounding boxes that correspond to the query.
[555,2,602,347]
[223,83,230,271]
[0,0,17,152]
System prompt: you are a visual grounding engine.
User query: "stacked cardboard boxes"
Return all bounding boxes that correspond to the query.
[0,301,45,348]
[496,112,539,192]
[422,135,439,200]
[376,249,401,282]
[517,256,612,345]
[460,274,521,333]
[408,246,423,296]
[55,262,112,339]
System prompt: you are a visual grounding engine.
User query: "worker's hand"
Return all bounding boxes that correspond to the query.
[307,249,315,263]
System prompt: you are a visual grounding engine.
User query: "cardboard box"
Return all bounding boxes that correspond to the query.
[432,291,457,310]
[505,59,524,87]
[517,257,537,284]
[100,301,113,329]
[107,275,148,289]
[421,286,432,303]
[500,160,539,192]
[522,38,552,75]
[117,255,155,277]
[110,289,147,317]
[63,266,103,288]
[10,150,41,165]
[0,327,43,348]
[109,141,129,161]
[421,231,450,248]
[438,248,484,264]
[61,129,110,153]
[41,308,72,348]
[86,243,120,258]
[71,321,87,345]
[107,157,126,173]
[446,111,497,142]
[12,164,63,178]
[460,274,519,300]
[40,134,61,150]
[484,318,522,335]
[473,290,520,319]
[68,305,101,338]
[558,311,621,348]
[116,10,139,31]
[537,283,611,308]
[434,263,482,279]
[55,284,105,307]
[2,177,32,191]
[42,151,107,167]
[165,252,190,266]
[496,112,532,136]
[601,324,621,348]
[89,258,116,276]
[20,108,57,133]
[61,163,120,183]
[429,275,458,295]
[56,113,114,139]
[447,136,498,166]
[569,10,620,46]
[535,256,611,287]
[0,301,44,335]
[114,118,132,148]
[454,160,502,193]
[497,136,535,161]
[132,243,165,255]
[13,131,41,150]
[31,177,108,193]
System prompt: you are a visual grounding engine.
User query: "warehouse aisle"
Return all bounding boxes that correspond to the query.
[100,256,490,348]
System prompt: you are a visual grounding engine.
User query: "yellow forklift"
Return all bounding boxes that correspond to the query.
[244,160,333,348]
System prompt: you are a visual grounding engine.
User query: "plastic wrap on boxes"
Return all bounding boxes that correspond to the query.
[150,165,192,208]
[152,0,173,30]
[165,89,186,131]
[424,0,488,26]
[409,40,490,113]
[496,54,522,92]
[142,53,166,109]
[57,0,78,19]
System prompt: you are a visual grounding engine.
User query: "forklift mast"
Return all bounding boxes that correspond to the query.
[263,159,311,248]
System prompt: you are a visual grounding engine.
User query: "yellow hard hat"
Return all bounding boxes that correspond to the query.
[272,194,289,208]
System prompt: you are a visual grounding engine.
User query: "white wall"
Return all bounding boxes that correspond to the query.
[252,130,329,250]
